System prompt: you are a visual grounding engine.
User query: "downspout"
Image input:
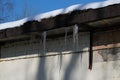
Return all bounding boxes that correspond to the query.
[89,31,93,70]
[0,46,1,58]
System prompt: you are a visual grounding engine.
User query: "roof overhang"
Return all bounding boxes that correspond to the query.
[0,4,120,42]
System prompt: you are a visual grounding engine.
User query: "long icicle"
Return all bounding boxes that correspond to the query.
[73,24,78,51]
[65,28,68,51]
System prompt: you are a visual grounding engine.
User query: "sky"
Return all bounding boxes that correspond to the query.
[0,0,104,23]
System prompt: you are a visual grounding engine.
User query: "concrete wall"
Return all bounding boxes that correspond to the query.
[0,30,120,80]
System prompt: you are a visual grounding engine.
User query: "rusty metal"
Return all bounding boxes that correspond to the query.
[89,31,93,70]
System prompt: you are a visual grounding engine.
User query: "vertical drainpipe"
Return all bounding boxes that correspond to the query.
[0,46,1,62]
[89,31,93,70]
[0,46,2,59]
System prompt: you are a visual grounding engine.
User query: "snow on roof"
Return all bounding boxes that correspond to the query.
[0,0,120,30]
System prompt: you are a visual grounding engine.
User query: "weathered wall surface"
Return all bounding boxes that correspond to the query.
[0,30,120,80]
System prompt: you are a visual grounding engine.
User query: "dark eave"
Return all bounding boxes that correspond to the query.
[0,4,120,42]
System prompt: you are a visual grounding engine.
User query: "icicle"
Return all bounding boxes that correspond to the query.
[73,24,82,67]
[42,31,47,54]
[64,28,68,50]
[73,24,78,51]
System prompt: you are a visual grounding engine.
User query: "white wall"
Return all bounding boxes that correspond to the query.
[0,31,120,80]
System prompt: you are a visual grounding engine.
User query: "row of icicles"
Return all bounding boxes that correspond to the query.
[42,24,78,54]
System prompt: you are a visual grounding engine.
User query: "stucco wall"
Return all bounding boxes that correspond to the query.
[0,30,120,80]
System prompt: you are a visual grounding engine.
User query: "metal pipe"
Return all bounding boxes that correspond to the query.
[89,31,93,70]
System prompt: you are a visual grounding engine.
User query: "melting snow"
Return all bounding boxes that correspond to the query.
[0,0,120,30]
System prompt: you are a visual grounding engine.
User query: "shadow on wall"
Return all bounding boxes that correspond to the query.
[36,57,46,80]
[35,50,84,80]
[35,29,86,80]
[0,28,88,80]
